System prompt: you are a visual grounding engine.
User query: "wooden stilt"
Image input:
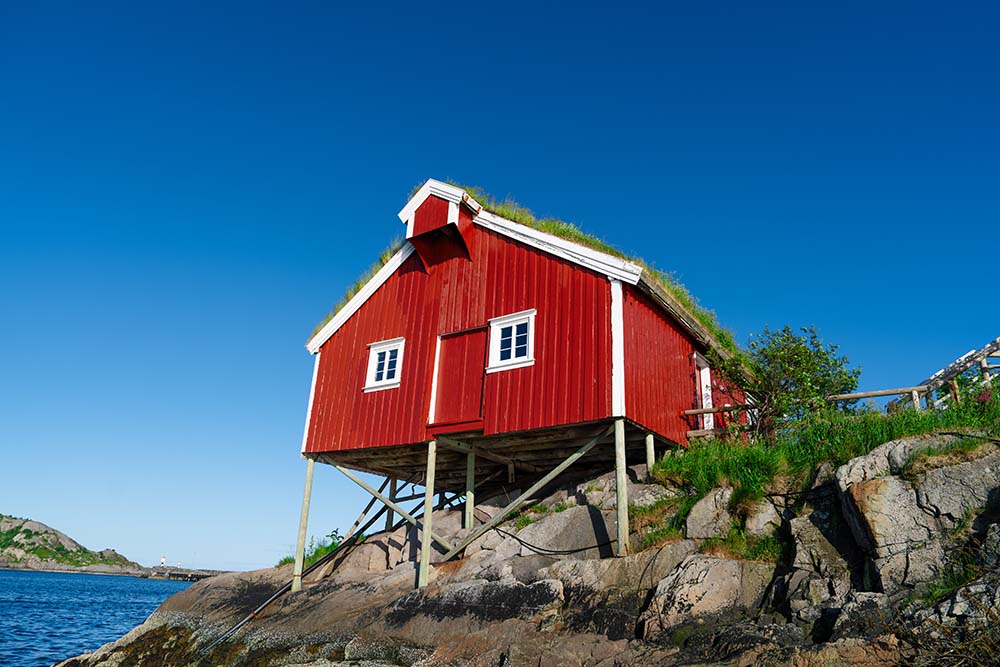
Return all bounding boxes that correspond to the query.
[464,451,476,529]
[911,389,922,411]
[385,478,397,532]
[614,419,630,557]
[418,440,437,588]
[291,457,315,593]
[644,432,655,479]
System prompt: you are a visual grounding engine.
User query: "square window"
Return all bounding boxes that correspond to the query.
[365,338,405,391]
[487,309,536,372]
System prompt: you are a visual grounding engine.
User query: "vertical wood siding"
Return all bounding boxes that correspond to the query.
[304,225,614,453]
[411,195,450,236]
[622,285,699,444]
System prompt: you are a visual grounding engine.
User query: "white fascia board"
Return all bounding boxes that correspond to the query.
[475,210,644,285]
[305,243,416,354]
[610,279,626,417]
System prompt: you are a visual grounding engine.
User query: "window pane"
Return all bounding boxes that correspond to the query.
[386,348,398,379]
[516,322,528,336]
[375,350,386,382]
[499,325,513,360]
[515,343,528,358]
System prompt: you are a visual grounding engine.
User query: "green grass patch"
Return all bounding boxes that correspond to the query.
[654,394,1000,517]
[700,527,787,563]
[902,436,994,480]
[920,560,981,606]
[552,502,569,513]
[636,495,699,549]
[275,531,362,569]
[0,519,125,568]
[640,525,686,549]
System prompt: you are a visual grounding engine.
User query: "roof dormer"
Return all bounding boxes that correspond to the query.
[398,180,482,267]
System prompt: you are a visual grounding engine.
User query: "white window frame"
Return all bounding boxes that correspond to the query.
[487,309,536,373]
[364,337,405,392]
[693,352,714,429]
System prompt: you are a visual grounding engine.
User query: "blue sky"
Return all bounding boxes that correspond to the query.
[1,2,997,570]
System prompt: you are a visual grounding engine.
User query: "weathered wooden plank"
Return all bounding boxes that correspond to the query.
[827,386,930,401]
[683,405,749,416]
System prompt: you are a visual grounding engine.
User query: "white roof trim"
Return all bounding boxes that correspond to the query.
[475,210,644,285]
[305,243,416,354]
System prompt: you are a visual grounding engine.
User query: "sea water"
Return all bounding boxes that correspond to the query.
[0,569,191,667]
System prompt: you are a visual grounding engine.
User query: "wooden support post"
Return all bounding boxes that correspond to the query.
[614,419,629,557]
[418,440,437,588]
[385,478,397,533]
[464,451,476,529]
[291,458,315,593]
[911,389,922,411]
[950,379,962,405]
[981,359,992,386]
[644,432,655,480]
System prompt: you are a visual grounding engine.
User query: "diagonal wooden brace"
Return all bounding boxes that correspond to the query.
[334,464,455,553]
[439,424,614,561]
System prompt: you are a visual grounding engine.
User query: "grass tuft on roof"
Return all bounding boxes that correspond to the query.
[310,182,739,355]
[311,238,404,337]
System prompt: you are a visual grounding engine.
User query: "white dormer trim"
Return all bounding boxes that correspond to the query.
[475,210,644,286]
[306,243,415,354]
[398,179,483,239]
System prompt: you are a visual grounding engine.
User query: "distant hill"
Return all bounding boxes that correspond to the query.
[0,513,144,574]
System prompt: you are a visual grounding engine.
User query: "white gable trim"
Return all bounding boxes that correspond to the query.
[475,210,644,285]
[305,243,415,354]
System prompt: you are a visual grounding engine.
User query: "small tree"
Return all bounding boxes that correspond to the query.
[712,326,860,439]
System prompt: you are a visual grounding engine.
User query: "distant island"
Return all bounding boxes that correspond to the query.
[0,513,224,581]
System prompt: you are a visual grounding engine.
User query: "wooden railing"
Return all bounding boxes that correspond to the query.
[681,339,1000,439]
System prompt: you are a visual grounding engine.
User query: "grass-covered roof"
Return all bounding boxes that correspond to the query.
[310,182,739,356]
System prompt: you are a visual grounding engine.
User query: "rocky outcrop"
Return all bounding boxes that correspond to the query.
[745,499,782,536]
[0,513,147,576]
[56,433,1000,667]
[685,486,733,539]
[835,434,1000,593]
[638,554,773,639]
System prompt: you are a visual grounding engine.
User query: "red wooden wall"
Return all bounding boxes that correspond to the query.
[304,225,614,454]
[622,285,700,444]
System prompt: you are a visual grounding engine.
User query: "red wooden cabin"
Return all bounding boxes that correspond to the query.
[290,179,738,589]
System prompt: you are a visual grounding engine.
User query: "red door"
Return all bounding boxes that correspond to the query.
[430,328,487,434]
